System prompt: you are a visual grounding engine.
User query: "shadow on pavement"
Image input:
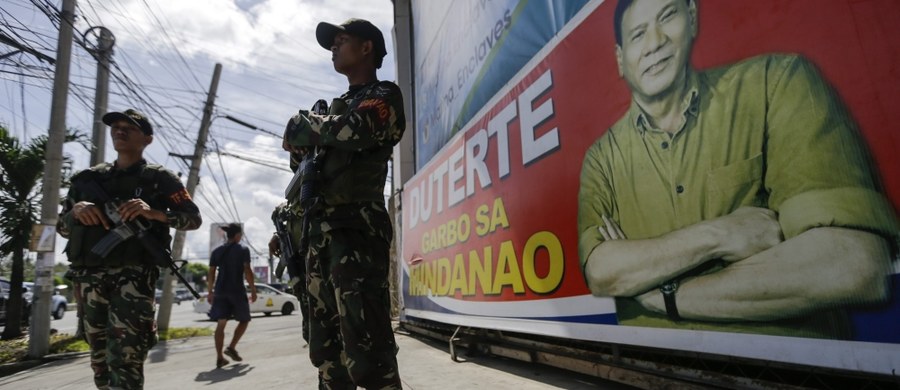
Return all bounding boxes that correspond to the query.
[147,345,169,364]
[148,337,197,364]
[195,363,254,384]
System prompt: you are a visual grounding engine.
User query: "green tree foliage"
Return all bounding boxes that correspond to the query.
[0,253,34,280]
[184,262,209,291]
[0,125,84,340]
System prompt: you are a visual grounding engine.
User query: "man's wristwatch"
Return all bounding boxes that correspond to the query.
[659,280,681,321]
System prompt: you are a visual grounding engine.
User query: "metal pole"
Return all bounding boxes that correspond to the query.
[157,63,222,332]
[268,254,274,284]
[29,0,76,359]
[89,27,114,166]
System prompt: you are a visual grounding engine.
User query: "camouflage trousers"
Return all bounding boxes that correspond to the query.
[306,227,401,390]
[291,264,311,344]
[72,265,160,390]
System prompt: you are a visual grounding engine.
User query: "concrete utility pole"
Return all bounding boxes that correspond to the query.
[268,254,274,284]
[87,26,114,166]
[29,0,76,359]
[157,63,222,332]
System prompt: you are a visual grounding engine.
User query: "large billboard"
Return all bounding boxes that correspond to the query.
[411,0,590,168]
[400,0,900,375]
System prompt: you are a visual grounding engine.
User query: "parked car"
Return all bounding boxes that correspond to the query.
[173,289,194,304]
[267,283,293,294]
[154,288,196,304]
[0,278,31,325]
[22,282,69,320]
[193,283,299,318]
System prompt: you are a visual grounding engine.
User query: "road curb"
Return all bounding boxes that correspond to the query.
[0,351,89,378]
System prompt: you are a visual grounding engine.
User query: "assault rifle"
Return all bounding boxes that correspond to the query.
[82,180,201,299]
[283,99,329,275]
[272,208,302,286]
[296,99,329,269]
[285,99,329,200]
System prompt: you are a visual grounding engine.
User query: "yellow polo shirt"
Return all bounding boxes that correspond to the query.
[578,54,898,338]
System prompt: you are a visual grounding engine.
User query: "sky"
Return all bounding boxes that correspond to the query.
[0,0,396,271]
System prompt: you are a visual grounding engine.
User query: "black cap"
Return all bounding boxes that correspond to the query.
[220,223,242,236]
[102,109,153,135]
[316,18,387,69]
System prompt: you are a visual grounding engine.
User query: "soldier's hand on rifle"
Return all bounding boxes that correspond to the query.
[269,234,281,256]
[117,198,165,223]
[73,201,111,229]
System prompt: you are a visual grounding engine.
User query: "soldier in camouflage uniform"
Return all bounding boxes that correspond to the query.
[283,18,405,390]
[269,198,310,343]
[58,109,202,389]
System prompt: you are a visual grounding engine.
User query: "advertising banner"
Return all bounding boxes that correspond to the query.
[401,0,900,374]
[411,0,590,168]
[252,266,269,283]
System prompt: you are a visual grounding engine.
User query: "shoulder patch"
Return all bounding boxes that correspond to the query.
[373,82,396,96]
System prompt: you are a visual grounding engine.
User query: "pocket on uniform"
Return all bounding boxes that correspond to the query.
[66,226,85,257]
[335,266,393,351]
[706,153,765,215]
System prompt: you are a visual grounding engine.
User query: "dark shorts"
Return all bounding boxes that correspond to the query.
[209,292,251,322]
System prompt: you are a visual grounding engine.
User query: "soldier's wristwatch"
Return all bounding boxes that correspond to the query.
[659,280,681,321]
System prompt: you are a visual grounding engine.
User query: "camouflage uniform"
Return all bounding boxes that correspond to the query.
[284,80,405,389]
[271,201,311,343]
[58,160,201,389]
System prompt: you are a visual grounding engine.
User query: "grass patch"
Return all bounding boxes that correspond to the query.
[159,327,213,341]
[0,327,212,365]
[0,333,87,364]
[49,334,90,354]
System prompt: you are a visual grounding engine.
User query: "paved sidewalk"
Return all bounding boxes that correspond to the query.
[0,314,633,389]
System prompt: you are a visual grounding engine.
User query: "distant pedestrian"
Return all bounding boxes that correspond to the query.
[283,18,405,389]
[207,223,257,368]
[58,108,202,389]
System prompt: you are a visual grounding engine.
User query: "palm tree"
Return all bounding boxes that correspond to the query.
[0,125,82,340]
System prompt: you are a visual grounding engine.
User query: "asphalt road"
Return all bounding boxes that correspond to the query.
[0,298,207,335]
[1,296,205,334]
[1,298,636,389]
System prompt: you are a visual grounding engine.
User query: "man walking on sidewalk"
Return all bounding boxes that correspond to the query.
[207,223,257,368]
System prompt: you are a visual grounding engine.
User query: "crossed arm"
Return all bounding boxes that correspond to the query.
[282,82,404,153]
[584,207,892,322]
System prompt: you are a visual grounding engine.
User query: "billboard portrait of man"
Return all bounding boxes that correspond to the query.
[577,0,899,339]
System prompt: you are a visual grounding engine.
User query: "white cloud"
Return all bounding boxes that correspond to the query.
[183,144,290,263]
[81,0,395,79]
[5,0,398,274]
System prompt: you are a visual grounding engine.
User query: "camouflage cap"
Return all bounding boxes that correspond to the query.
[102,109,153,135]
[316,18,387,69]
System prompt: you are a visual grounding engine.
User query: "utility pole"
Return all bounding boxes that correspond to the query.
[268,253,274,284]
[87,26,114,166]
[157,63,222,332]
[29,0,76,359]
